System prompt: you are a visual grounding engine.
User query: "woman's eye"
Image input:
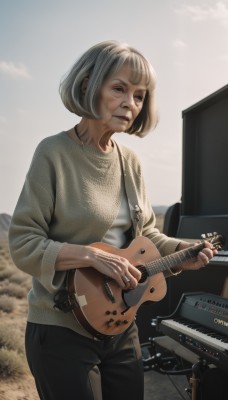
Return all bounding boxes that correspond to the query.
[135,95,144,102]
[114,86,124,92]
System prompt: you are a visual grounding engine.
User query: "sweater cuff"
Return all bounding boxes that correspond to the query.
[41,240,65,292]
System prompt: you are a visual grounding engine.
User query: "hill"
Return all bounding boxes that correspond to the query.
[153,206,168,215]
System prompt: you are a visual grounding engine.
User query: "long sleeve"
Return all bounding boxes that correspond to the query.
[9,151,64,292]
[9,133,124,294]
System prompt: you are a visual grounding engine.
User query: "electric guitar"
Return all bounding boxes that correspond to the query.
[67,233,223,338]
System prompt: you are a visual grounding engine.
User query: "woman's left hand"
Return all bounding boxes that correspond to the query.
[177,240,218,271]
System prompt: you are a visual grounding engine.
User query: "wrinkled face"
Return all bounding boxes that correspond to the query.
[98,64,147,132]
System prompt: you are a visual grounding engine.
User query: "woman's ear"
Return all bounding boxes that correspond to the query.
[81,77,89,94]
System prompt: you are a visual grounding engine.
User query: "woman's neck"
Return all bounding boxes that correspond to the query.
[75,119,114,153]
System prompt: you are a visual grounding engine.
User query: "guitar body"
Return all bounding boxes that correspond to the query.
[67,236,167,337]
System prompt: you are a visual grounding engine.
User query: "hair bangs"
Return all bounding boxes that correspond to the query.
[106,50,154,90]
[127,52,153,88]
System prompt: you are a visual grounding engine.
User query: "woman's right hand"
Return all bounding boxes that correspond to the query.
[85,246,141,289]
[55,242,141,289]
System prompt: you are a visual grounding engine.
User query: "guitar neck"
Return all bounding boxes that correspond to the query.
[145,242,205,276]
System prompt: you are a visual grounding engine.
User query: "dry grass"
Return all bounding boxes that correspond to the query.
[0,348,27,379]
[0,281,27,299]
[0,325,24,354]
[0,240,13,263]
[0,238,31,382]
[0,294,15,313]
[0,242,15,281]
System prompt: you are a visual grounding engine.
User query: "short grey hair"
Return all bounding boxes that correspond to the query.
[59,40,158,136]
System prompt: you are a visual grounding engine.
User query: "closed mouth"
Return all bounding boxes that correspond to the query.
[114,116,130,122]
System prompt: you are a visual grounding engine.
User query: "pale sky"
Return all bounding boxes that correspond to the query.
[1,0,228,215]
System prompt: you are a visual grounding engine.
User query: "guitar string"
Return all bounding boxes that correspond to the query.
[143,242,205,277]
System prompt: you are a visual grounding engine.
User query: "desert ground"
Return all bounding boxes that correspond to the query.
[0,236,39,400]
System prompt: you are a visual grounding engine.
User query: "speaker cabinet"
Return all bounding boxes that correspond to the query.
[177,84,228,248]
[181,84,228,217]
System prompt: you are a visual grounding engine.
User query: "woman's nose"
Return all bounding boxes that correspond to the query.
[122,93,135,109]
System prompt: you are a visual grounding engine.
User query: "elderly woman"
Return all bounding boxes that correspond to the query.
[9,41,216,400]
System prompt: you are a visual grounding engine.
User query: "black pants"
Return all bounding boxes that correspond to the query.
[25,322,144,400]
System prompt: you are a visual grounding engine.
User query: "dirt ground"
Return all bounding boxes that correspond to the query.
[0,374,39,400]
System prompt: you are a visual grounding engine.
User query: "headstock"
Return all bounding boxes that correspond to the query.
[201,232,224,250]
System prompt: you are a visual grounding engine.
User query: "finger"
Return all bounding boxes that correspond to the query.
[204,241,218,254]
[117,258,141,285]
[202,247,217,260]
[128,264,141,281]
[98,254,141,288]
[121,274,131,285]
[112,268,129,288]
[125,274,138,289]
[112,263,137,289]
[198,251,210,266]
[118,269,137,289]
[203,248,213,258]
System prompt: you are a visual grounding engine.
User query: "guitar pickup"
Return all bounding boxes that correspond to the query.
[103,278,116,303]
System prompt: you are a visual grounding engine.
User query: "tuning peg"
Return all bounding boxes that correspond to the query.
[201,233,211,239]
[201,232,216,239]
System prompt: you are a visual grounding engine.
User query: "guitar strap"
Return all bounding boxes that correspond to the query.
[115,142,143,240]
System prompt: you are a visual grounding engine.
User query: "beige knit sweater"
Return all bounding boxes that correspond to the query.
[9,132,180,338]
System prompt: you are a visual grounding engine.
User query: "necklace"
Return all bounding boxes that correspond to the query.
[74,125,84,146]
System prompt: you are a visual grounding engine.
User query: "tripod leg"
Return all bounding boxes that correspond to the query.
[189,361,206,400]
[190,372,199,400]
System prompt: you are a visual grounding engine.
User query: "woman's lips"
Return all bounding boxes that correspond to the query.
[114,115,130,122]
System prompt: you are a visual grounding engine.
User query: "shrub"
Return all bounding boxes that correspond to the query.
[0,348,27,379]
[0,282,27,299]
[10,271,31,290]
[0,267,14,281]
[0,253,15,281]
[0,294,15,313]
[0,243,12,261]
[0,325,24,354]
[0,239,30,381]
[0,239,32,290]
